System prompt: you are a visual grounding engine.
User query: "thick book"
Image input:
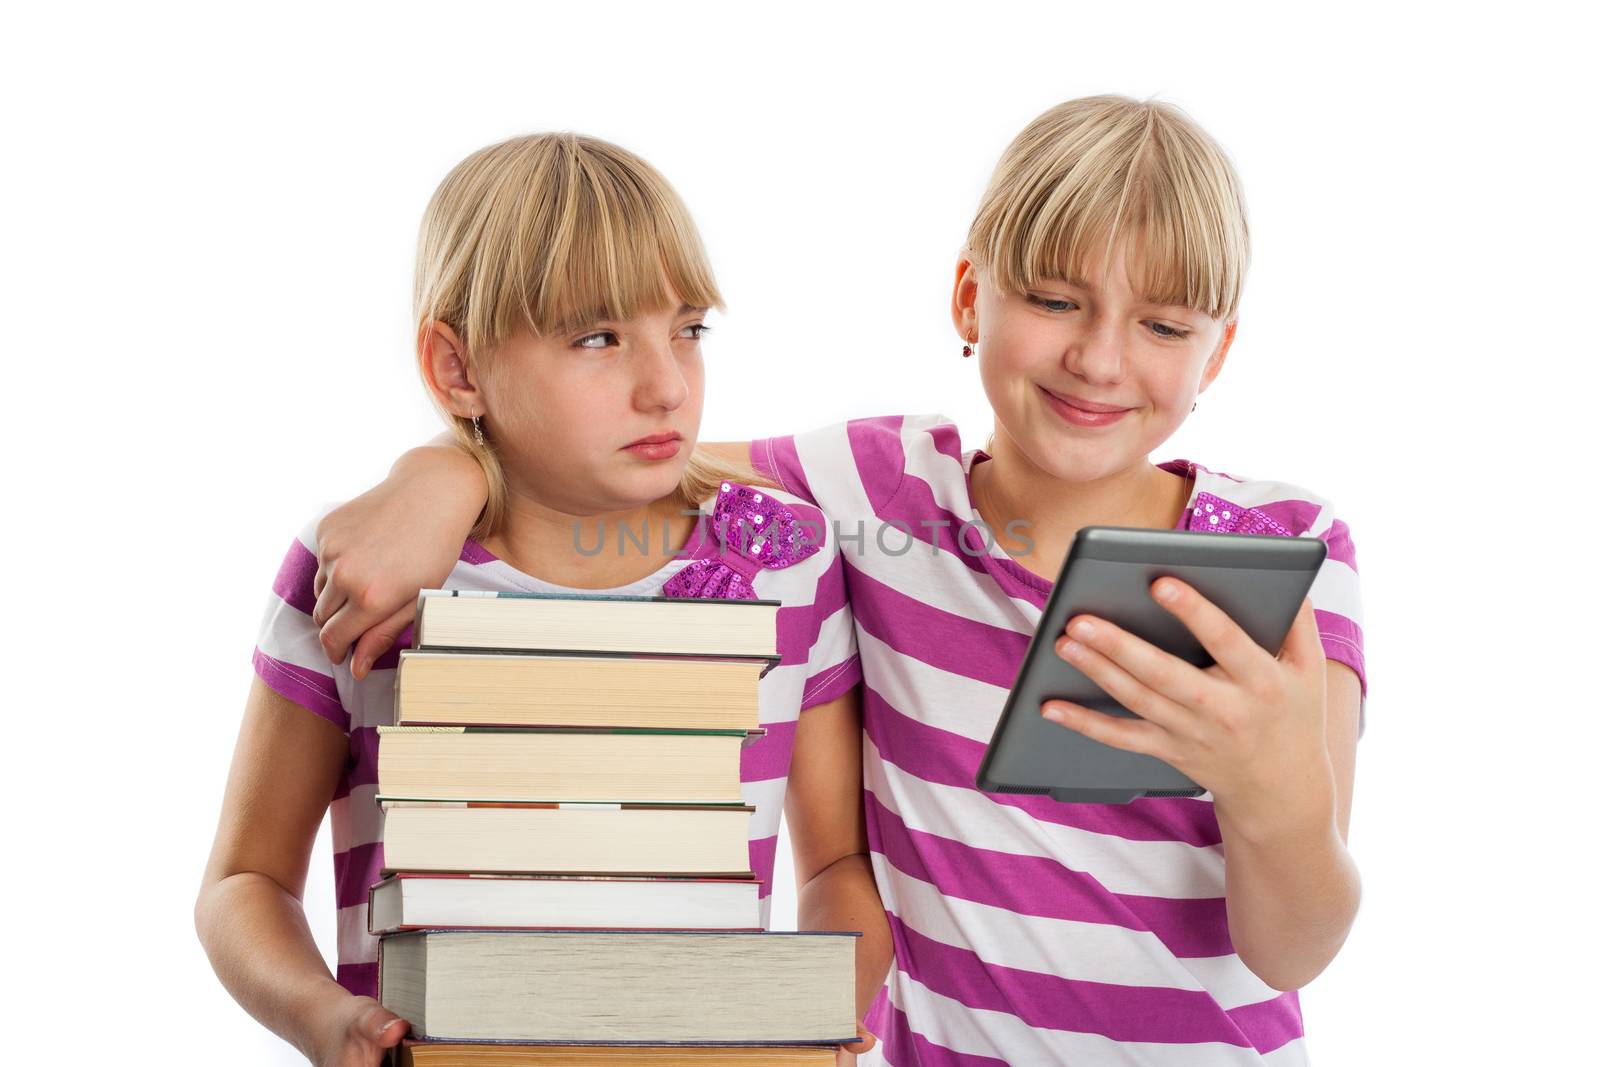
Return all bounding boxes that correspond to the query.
[368,874,763,935]
[396,1041,835,1065]
[379,930,859,1044]
[376,727,754,804]
[395,651,764,731]
[414,590,781,660]
[379,801,754,876]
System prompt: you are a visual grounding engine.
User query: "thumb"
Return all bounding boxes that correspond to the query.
[370,1010,410,1048]
[352,1001,409,1046]
[1280,595,1321,668]
[352,604,414,680]
[843,1023,877,1052]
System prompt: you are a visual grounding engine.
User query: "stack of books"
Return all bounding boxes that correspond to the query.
[373,589,859,1066]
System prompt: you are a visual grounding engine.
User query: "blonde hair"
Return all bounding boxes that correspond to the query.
[966,95,1249,321]
[413,132,765,541]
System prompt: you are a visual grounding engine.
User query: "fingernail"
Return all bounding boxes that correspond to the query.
[1155,581,1178,602]
[354,656,370,677]
[1069,618,1095,639]
[1061,639,1085,660]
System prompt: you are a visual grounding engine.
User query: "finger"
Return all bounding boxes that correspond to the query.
[374,1015,409,1049]
[311,567,349,631]
[353,1002,408,1043]
[1042,700,1173,761]
[841,1025,876,1052]
[1279,595,1324,671]
[1147,577,1279,688]
[351,603,416,680]
[1055,625,1194,730]
[318,593,383,667]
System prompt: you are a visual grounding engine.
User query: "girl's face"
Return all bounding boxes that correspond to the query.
[955,238,1236,484]
[442,289,709,515]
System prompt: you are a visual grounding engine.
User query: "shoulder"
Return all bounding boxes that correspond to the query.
[265,503,340,615]
[712,480,838,560]
[754,412,961,507]
[1187,461,1354,546]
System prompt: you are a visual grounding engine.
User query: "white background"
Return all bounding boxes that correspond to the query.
[5,2,1596,1063]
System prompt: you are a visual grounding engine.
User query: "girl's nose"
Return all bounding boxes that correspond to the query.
[1063,317,1126,382]
[632,338,690,412]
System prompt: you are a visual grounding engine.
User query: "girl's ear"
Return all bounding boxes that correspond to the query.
[1200,319,1238,391]
[951,254,980,343]
[418,320,482,418]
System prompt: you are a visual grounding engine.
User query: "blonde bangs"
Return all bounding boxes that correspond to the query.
[416,133,722,354]
[967,96,1249,321]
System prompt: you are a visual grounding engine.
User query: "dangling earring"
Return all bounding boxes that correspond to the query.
[962,335,976,359]
[472,414,485,446]
[1191,401,1198,413]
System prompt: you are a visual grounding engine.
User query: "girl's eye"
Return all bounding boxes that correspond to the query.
[574,331,618,350]
[678,322,712,340]
[1147,321,1192,340]
[1027,294,1076,313]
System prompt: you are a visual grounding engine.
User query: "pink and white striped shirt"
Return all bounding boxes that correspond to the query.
[750,413,1368,1067]
[250,483,862,999]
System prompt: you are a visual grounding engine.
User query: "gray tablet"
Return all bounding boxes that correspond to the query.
[975,526,1326,804]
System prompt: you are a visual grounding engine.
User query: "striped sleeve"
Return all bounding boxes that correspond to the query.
[1303,500,1368,728]
[751,414,948,525]
[790,505,864,713]
[252,512,350,734]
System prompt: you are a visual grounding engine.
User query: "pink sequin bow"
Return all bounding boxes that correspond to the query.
[661,482,822,600]
[1182,490,1293,537]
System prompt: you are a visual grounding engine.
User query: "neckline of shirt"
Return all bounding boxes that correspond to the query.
[960,448,1208,596]
[458,487,724,596]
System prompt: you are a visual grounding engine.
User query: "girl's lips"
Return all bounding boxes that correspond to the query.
[622,434,682,460]
[1038,385,1132,427]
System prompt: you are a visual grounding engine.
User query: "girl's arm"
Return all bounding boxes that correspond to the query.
[785,684,893,1063]
[1213,661,1362,991]
[195,678,409,1065]
[313,437,762,677]
[1045,588,1363,992]
[313,434,487,678]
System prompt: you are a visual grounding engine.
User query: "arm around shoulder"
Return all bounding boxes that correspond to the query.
[311,433,489,678]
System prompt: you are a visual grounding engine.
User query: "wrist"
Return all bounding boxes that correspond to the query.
[1213,762,1338,848]
[289,977,356,1061]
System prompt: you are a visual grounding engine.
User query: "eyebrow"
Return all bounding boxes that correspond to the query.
[1034,278,1201,315]
[553,304,709,333]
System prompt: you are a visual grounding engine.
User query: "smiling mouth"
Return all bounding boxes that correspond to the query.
[1037,386,1132,413]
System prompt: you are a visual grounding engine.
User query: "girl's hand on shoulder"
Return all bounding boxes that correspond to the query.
[313,445,484,679]
[310,995,409,1066]
[1041,579,1333,837]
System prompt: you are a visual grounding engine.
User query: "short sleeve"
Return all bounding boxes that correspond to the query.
[1305,502,1368,732]
[251,513,351,735]
[796,527,863,713]
[751,414,956,526]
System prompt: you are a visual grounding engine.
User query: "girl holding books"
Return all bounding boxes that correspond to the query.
[310,96,1369,1065]
[197,134,889,1065]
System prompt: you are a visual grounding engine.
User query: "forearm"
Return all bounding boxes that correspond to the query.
[195,871,347,1059]
[1216,798,1361,991]
[393,433,489,515]
[797,852,894,1024]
